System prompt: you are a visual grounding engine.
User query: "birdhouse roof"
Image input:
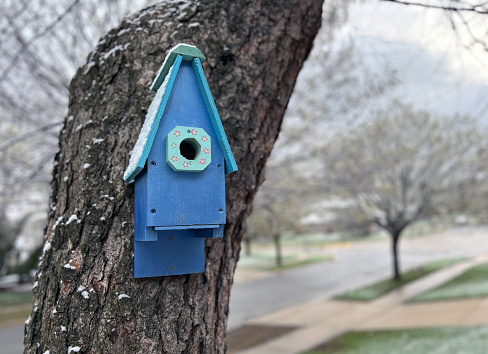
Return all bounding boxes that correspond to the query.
[123,44,238,183]
[150,44,206,91]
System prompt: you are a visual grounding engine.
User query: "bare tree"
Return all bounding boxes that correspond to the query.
[325,101,484,280]
[247,163,311,267]
[24,0,324,352]
[0,0,157,213]
[381,0,488,51]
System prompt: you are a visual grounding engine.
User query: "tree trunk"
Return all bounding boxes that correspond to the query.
[273,233,283,267]
[244,237,252,257]
[24,1,323,353]
[391,231,401,281]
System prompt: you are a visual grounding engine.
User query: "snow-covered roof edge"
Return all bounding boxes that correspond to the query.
[150,43,205,91]
[124,55,182,183]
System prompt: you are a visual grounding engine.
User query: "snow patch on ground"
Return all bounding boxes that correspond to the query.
[83,163,91,169]
[68,346,81,353]
[118,294,130,300]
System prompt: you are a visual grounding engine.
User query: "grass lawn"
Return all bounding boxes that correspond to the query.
[303,326,488,354]
[264,255,333,271]
[336,258,466,301]
[410,262,488,302]
[0,291,33,326]
[0,291,33,307]
[238,253,333,272]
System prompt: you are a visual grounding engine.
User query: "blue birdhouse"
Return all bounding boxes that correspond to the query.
[124,44,237,278]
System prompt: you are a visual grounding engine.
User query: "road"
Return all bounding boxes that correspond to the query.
[3,227,488,352]
[228,227,488,329]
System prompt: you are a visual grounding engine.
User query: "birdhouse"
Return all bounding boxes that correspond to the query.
[124,44,237,278]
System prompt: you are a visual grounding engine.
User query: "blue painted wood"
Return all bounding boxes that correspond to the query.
[124,55,183,183]
[154,224,219,231]
[192,58,238,175]
[195,225,224,238]
[134,167,157,241]
[146,60,226,227]
[130,46,234,277]
[134,229,204,278]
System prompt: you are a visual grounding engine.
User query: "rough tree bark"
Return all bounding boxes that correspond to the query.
[24,0,323,353]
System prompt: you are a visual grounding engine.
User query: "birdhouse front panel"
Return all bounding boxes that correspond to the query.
[146,60,226,227]
[124,44,237,278]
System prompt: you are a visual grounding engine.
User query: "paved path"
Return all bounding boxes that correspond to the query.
[0,324,24,354]
[229,227,488,329]
[234,254,488,354]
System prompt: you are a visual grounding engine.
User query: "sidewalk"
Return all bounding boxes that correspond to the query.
[231,254,488,354]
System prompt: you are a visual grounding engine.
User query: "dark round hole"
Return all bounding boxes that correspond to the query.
[219,208,223,213]
[150,161,156,166]
[180,138,200,160]
[151,209,156,214]
[217,164,222,167]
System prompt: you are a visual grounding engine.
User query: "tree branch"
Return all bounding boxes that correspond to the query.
[381,0,488,14]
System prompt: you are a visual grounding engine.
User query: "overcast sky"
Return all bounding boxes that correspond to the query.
[342,1,488,120]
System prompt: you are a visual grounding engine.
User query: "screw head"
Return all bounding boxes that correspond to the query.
[169,235,173,240]
[217,163,222,167]
[219,208,223,213]
[169,265,173,270]
[187,129,191,133]
[150,161,156,166]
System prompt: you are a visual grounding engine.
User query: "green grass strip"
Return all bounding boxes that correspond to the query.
[410,262,488,302]
[0,305,32,324]
[303,326,488,354]
[265,255,333,271]
[336,258,466,301]
[0,291,33,306]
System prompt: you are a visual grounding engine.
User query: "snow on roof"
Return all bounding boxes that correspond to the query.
[123,60,179,182]
[150,43,205,91]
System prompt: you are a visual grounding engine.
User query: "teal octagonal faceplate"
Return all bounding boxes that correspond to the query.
[166,125,211,172]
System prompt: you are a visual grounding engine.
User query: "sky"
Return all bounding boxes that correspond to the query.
[341,1,488,121]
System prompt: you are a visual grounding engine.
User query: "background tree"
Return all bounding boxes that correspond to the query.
[0,0,160,257]
[0,209,31,275]
[24,1,324,352]
[247,163,310,267]
[325,101,484,280]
